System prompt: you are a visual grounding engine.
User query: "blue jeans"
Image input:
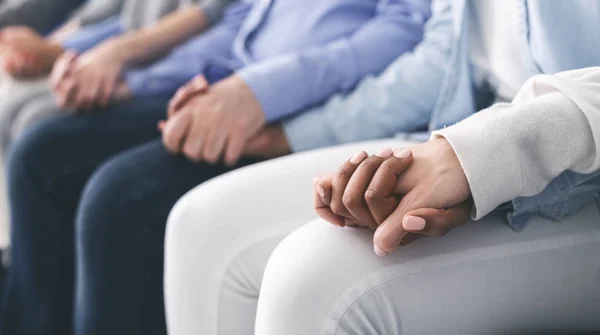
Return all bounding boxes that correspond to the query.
[0,99,261,335]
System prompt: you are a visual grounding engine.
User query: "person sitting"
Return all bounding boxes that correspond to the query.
[163,0,600,333]
[0,0,124,79]
[2,0,432,334]
[0,0,234,257]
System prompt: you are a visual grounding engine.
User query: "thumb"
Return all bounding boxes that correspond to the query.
[402,200,472,237]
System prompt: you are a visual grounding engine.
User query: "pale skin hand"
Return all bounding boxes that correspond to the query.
[51,51,131,111]
[243,125,291,159]
[167,74,210,118]
[161,75,290,160]
[61,39,129,109]
[0,26,64,78]
[161,74,266,166]
[314,137,473,255]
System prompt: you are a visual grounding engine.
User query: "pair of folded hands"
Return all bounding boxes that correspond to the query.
[0,26,62,78]
[314,137,474,256]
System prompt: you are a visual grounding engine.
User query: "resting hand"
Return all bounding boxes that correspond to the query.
[0,26,40,43]
[314,138,473,255]
[0,27,63,78]
[167,74,209,118]
[65,40,130,109]
[161,74,265,166]
[370,138,472,255]
[50,51,79,109]
[243,125,291,159]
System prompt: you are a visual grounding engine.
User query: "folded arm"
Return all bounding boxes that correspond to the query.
[238,0,433,122]
[108,1,238,68]
[282,0,453,152]
[125,1,251,98]
[434,67,600,221]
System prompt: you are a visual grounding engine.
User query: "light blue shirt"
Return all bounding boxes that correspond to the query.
[283,0,600,230]
[124,0,432,121]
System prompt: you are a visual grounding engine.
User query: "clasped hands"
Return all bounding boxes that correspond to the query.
[0,26,63,78]
[315,138,474,256]
[160,74,290,166]
[50,43,131,110]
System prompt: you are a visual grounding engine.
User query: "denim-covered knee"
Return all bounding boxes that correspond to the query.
[6,116,69,190]
[74,144,171,246]
[76,155,142,233]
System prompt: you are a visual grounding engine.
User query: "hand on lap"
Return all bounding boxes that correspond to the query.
[161,74,265,166]
[0,27,63,78]
[243,125,291,159]
[50,41,132,110]
[314,137,474,256]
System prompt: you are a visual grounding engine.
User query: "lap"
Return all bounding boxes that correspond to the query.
[257,203,600,334]
[8,98,170,171]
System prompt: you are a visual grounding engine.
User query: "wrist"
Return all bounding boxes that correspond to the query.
[44,41,66,60]
[432,106,522,219]
[102,37,134,65]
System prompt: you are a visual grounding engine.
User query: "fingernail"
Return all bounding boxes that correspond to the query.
[317,184,325,197]
[394,148,411,159]
[403,216,426,231]
[374,245,388,257]
[349,151,366,164]
[376,148,393,158]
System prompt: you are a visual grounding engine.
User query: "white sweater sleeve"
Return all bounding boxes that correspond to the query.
[433,67,600,219]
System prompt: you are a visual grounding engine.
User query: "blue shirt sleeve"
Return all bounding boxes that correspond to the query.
[282,0,452,152]
[60,16,124,53]
[124,1,252,98]
[504,170,600,231]
[237,0,432,122]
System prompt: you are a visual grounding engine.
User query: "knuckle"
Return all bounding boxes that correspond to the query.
[357,158,376,171]
[341,191,361,209]
[379,159,396,173]
[203,147,218,163]
[335,165,350,181]
[364,188,380,206]
[329,201,344,215]
[184,149,201,162]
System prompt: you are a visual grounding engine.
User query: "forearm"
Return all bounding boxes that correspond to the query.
[124,0,252,97]
[239,0,431,122]
[434,67,600,219]
[110,6,208,66]
[282,0,454,152]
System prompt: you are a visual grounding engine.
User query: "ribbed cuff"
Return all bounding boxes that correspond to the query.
[432,105,523,220]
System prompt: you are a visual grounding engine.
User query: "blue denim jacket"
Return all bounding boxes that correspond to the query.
[283,0,600,230]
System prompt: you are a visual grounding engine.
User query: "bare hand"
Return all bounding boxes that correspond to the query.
[161,74,265,166]
[51,40,129,109]
[371,138,472,255]
[168,74,209,118]
[314,138,473,255]
[243,125,291,159]
[0,27,63,78]
[68,40,129,109]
